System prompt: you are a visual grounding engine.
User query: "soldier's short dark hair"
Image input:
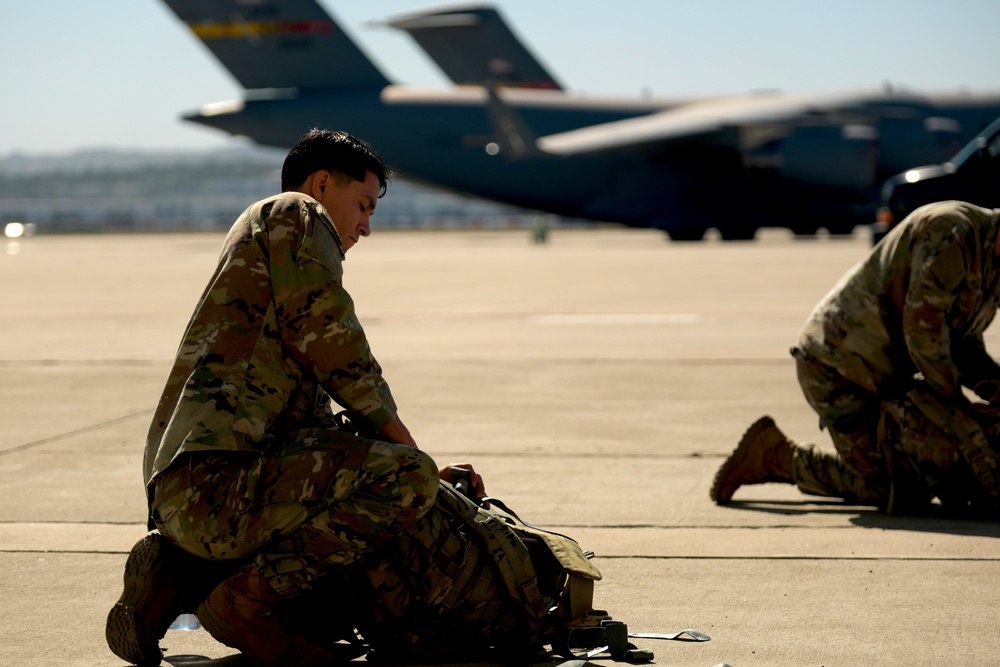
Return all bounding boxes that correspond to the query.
[281,129,390,196]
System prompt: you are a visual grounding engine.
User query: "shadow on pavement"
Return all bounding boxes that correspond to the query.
[851,511,1000,537]
[720,499,874,517]
[165,656,247,666]
[163,656,571,667]
[722,500,1000,537]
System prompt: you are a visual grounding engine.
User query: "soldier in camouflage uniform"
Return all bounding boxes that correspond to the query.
[711,201,1000,515]
[106,130,484,667]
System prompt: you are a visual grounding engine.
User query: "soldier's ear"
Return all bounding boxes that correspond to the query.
[308,171,330,200]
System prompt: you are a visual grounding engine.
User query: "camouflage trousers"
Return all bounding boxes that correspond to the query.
[792,350,1000,512]
[877,390,1000,513]
[150,428,438,597]
[792,350,890,503]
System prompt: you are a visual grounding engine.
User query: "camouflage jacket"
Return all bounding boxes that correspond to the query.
[797,201,1000,402]
[143,193,397,486]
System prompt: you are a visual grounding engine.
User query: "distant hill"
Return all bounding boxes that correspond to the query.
[0,145,285,176]
[0,146,558,233]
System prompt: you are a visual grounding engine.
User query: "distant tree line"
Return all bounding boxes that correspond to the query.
[0,147,560,234]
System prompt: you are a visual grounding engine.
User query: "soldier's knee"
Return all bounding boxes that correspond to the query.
[399,448,439,517]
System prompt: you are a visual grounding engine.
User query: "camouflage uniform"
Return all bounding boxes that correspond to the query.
[886,387,1000,509]
[790,201,1000,505]
[143,193,438,597]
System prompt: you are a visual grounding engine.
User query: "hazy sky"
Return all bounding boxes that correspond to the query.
[4,0,999,156]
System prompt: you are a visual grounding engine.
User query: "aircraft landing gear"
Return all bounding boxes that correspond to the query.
[716,225,758,241]
[824,222,856,237]
[665,227,707,242]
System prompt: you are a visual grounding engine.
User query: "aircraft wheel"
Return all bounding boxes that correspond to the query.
[717,225,757,241]
[666,228,706,242]
[791,224,819,238]
[824,222,856,236]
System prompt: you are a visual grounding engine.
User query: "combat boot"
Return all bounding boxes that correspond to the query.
[710,416,795,504]
[881,443,933,516]
[106,532,224,666]
[197,564,343,667]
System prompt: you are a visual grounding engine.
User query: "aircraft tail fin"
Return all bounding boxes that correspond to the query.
[383,6,563,91]
[162,0,389,90]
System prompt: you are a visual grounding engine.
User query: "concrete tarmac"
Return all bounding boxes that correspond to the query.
[2,227,999,666]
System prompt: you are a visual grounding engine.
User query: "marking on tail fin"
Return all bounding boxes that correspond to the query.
[188,20,334,40]
[163,0,389,91]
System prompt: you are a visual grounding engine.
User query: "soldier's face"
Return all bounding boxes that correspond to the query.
[318,170,380,253]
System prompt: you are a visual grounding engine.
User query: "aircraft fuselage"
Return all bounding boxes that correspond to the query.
[186,84,1000,236]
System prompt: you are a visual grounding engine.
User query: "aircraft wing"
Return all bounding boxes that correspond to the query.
[536,89,873,155]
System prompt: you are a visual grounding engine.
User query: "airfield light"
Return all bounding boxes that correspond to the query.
[485,142,501,156]
[4,222,25,238]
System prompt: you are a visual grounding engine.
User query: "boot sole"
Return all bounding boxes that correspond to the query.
[106,533,181,666]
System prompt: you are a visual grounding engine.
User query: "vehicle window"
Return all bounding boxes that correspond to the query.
[987,131,1000,159]
[951,117,1000,167]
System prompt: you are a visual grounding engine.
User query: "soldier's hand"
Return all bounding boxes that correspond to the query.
[441,463,488,506]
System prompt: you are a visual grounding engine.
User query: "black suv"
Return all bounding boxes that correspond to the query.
[873,115,1000,243]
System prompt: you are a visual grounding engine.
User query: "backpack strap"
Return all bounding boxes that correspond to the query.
[436,483,550,621]
[486,496,603,624]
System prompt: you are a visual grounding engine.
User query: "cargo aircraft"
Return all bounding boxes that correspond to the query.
[162,1,1000,240]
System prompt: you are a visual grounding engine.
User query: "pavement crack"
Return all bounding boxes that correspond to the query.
[0,410,153,456]
[0,359,162,367]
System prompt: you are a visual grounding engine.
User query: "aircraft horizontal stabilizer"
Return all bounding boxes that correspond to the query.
[382,5,563,91]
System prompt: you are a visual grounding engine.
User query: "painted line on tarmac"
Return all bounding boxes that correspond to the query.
[532,313,702,325]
